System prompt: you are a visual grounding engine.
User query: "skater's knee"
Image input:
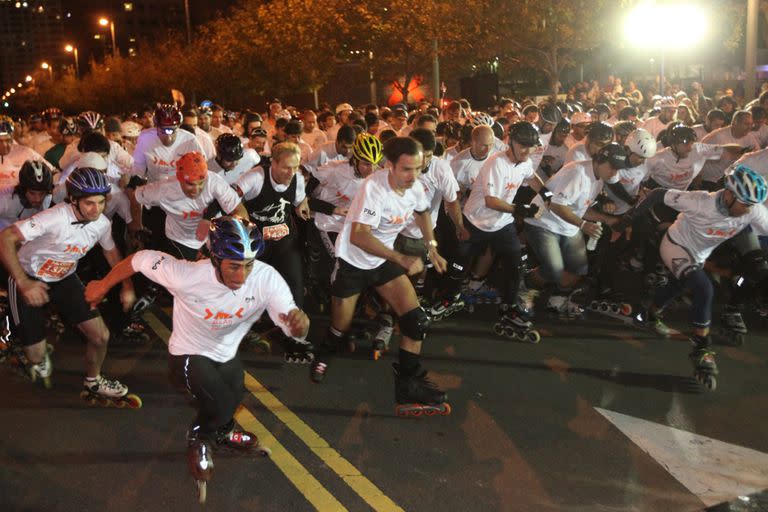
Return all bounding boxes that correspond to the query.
[399,307,430,341]
[684,269,713,301]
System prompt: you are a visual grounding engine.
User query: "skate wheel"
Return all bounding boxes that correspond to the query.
[394,405,408,418]
[124,394,143,409]
[408,408,423,417]
[42,377,52,389]
[492,323,504,336]
[620,304,632,316]
[424,407,437,416]
[589,301,599,311]
[525,331,541,344]
[256,445,272,457]
[372,350,382,361]
[115,398,127,409]
[439,403,452,416]
[504,328,517,340]
[196,480,207,505]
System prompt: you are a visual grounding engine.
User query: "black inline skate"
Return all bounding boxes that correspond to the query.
[393,363,451,417]
[371,313,394,361]
[689,334,718,391]
[427,293,465,321]
[187,432,214,505]
[587,288,633,321]
[493,303,540,343]
[716,307,747,346]
[282,337,314,364]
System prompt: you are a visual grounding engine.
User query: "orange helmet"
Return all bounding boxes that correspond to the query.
[176,151,208,183]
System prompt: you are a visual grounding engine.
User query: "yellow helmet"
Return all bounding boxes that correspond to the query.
[352,133,383,165]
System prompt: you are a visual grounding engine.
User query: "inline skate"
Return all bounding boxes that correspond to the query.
[546,291,583,320]
[689,334,718,391]
[80,374,142,408]
[283,337,314,364]
[493,304,540,343]
[460,280,501,314]
[187,434,214,505]
[716,308,747,346]
[371,313,394,361]
[428,293,465,321]
[393,363,451,417]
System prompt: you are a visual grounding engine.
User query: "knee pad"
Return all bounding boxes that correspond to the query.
[399,307,430,341]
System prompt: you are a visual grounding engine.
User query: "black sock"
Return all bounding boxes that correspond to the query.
[398,348,421,377]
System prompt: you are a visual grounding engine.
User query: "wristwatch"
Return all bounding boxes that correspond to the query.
[426,239,438,248]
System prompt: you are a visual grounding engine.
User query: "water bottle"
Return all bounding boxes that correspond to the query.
[586,222,601,251]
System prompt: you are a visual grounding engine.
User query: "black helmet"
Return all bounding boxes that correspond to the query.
[612,120,637,140]
[540,104,563,126]
[594,142,628,169]
[508,121,541,147]
[554,117,571,134]
[667,123,697,145]
[18,160,53,192]
[77,111,104,133]
[154,104,182,128]
[587,122,614,145]
[215,133,244,161]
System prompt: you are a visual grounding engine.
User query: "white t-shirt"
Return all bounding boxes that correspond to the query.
[641,116,672,139]
[692,124,709,143]
[335,169,429,270]
[603,163,650,215]
[235,167,306,205]
[208,125,232,140]
[699,127,759,183]
[15,202,115,282]
[31,132,54,156]
[646,143,723,190]
[131,129,204,183]
[0,186,52,229]
[451,148,490,193]
[194,127,216,161]
[442,145,460,165]
[60,139,133,176]
[312,160,364,234]
[538,142,569,179]
[207,148,260,186]
[462,151,535,232]
[306,141,346,175]
[665,190,768,263]
[135,172,241,249]
[564,142,589,165]
[302,128,328,150]
[526,160,603,237]
[0,143,48,188]
[132,250,299,363]
[401,158,459,238]
[753,124,768,149]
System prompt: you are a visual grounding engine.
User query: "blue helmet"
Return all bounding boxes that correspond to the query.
[66,167,111,199]
[725,164,768,205]
[208,216,264,261]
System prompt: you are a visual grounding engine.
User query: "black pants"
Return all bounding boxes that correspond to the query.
[262,236,305,308]
[168,354,244,440]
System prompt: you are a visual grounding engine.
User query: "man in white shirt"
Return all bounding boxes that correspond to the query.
[0,168,137,403]
[564,122,614,165]
[692,109,727,142]
[327,103,354,141]
[311,137,451,418]
[0,117,50,189]
[84,216,310,488]
[537,118,571,179]
[208,134,260,185]
[182,108,216,161]
[698,111,760,188]
[0,160,54,230]
[208,105,233,140]
[300,110,328,150]
[642,96,677,139]
[59,111,134,175]
[564,111,592,148]
[284,120,313,164]
[305,125,358,175]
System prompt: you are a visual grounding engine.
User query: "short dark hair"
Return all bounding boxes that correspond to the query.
[410,127,436,152]
[706,108,726,123]
[275,118,289,130]
[618,106,638,120]
[336,125,357,143]
[285,120,303,135]
[364,112,379,127]
[750,105,766,123]
[379,129,397,144]
[415,114,437,127]
[383,136,423,165]
[77,131,110,154]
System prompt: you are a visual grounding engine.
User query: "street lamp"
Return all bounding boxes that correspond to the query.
[98,17,117,58]
[41,61,52,80]
[25,75,32,82]
[65,44,79,78]
[624,4,707,96]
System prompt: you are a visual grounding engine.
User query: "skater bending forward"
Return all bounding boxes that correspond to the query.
[85,216,309,452]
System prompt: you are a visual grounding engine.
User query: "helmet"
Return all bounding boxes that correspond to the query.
[540,104,563,125]
[176,151,208,183]
[624,128,657,159]
[120,121,142,138]
[594,143,628,169]
[554,117,571,134]
[208,216,265,261]
[18,160,53,191]
[571,112,592,125]
[77,111,104,133]
[442,120,463,141]
[0,115,13,136]
[154,104,182,128]
[198,105,213,118]
[587,122,614,145]
[216,133,244,162]
[66,167,111,198]
[508,121,541,147]
[725,164,768,205]
[612,120,637,140]
[657,96,677,109]
[667,123,697,145]
[42,107,62,122]
[59,117,78,136]
[468,112,494,128]
[352,133,383,165]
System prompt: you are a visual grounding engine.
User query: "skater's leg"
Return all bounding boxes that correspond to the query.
[376,274,423,356]
[78,316,111,379]
[682,269,714,337]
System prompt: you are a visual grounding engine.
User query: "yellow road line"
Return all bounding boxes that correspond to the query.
[144,312,347,511]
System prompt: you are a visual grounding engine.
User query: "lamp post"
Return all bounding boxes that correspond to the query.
[41,61,52,80]
[65,44,79,78]
[625,4,707,97]
[99,17,117,58]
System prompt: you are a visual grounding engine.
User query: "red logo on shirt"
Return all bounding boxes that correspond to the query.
[150,157,177,168]
[504,182,519,192]
[705,227,738,238]
[182,210,202,220]
[64,244,89,254]
[388,213,412,225]
[203,307,245,320]
[335,191,350,203]
[669,171,690,183]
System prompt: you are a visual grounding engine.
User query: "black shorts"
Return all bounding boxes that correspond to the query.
[8,273,100,346]
[163,238,201,262]
[331,258,405,298]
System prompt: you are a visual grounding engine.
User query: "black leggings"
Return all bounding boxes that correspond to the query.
[168,354,244,440]
[262,237,305,308]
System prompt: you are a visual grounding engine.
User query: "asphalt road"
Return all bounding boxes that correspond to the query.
[1,300,767,512]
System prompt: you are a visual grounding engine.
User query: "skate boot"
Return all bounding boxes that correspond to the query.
[428,293,464,321]
[493,304,541,343]
[187,432,214,505]
[215,420,271,455]
[309,328,346,383]
[587,288,633,319]
[633,309,672,338]
[546,293,583,319]
[28,351,53,389]
[393,363,451,417]
[689,335,718,391]
[718,309,747,346]
[371,313,394,361]
[283,337,314,364]
[243,327,272,353]
[117,318,151,344]
[81,375,142,408]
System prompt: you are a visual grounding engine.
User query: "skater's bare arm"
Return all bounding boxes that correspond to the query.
[279,308,310,338]
[84,254,137,308]
[484,195,516,214]
[413,211,447,274]
[549,203,602,238]
[350,222,408,267]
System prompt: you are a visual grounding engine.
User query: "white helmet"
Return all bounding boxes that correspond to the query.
[656,96,677,109]
[468,111,494,127]
[625,128,657,159]
[121,121,141,138]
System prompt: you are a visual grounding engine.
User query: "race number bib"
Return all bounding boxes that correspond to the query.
[37,259,75,280]
[262,223,289,241]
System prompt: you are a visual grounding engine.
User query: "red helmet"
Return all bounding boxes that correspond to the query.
[176,151,208,183]
[154,104,182,129]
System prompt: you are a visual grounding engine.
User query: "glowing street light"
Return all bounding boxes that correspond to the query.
[25,75,32,82]
[624,3,707,95]
[41,61,52,80]
[65,44,80,79]
[98,17,117,58]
